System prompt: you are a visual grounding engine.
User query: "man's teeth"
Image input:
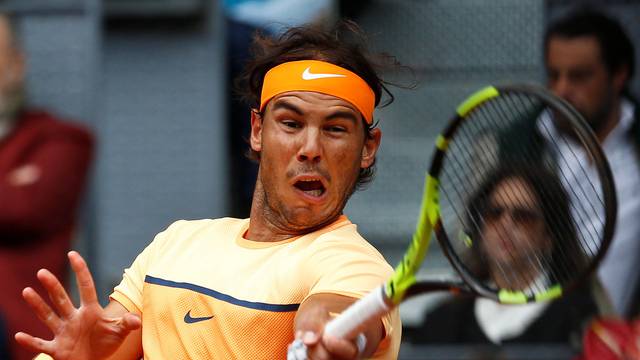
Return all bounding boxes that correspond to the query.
[304,189,323,197]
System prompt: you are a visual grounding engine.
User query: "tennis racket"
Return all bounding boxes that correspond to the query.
[288,84,616,358]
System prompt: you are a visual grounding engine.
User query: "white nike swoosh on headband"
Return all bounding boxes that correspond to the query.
[302,67,347,80]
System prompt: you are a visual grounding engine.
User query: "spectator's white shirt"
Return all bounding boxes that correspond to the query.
[475,297,549,344]
[538,99,640,316]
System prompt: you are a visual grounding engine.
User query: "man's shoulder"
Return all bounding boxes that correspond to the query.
[311,218,366,245]
[309,219,391,266]
[161,217,247,241]
[146,218,248,257]
[165,217,246,231]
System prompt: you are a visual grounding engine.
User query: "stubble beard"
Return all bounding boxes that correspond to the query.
[580,83,617,136]
[254,164,360,235]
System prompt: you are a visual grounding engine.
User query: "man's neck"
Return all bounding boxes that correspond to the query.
[246,180,344,242]
[245,180,309,243]
[596,98,622,143]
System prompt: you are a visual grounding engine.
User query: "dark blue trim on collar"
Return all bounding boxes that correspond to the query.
[144,275,300,312]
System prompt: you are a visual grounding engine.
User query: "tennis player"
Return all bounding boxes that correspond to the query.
[15,21,401,360]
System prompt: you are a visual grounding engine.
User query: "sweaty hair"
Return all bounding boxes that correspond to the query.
[544,8,635,94]
[236,20,397,190]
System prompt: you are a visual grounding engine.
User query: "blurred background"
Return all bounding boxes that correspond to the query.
[2,0,639,359]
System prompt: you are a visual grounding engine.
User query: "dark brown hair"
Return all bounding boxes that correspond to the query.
[544,8,635,96]
[236,20,397,190]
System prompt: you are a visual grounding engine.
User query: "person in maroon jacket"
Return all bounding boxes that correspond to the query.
[0,12,94,360]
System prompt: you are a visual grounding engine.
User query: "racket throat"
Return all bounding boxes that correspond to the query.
[404,278,468,299]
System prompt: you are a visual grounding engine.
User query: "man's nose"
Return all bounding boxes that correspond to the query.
[551,75,572,100]
[296,128,322,162]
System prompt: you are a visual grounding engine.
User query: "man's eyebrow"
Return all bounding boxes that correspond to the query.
[271,99,360,123]
[326,110,359,123]
[271,100,304,115]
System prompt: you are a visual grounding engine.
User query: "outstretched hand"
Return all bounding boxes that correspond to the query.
[14,251,141,360]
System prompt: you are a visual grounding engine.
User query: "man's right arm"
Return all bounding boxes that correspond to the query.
[103,301,143,360]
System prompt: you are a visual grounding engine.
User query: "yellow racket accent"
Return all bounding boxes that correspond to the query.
[499,284,563,304]
[436,135,449,151]
[534,285,563,302]
[498,289,528,304]
[385,174,439,304]
[461,232,473,248]
[456,86,500,117]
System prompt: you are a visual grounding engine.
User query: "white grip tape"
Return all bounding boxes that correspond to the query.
[355,333,367,354]
[324,286,389,339]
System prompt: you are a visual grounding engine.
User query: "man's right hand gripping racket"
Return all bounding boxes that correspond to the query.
[288,84,616,359]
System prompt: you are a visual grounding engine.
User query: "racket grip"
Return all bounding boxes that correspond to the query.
[324,285,390,339]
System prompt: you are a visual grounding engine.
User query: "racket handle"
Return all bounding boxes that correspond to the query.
[324,285,390,339]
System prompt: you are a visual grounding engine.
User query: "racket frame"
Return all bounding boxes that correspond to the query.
[306,83,617,344]
[428,84,617,304]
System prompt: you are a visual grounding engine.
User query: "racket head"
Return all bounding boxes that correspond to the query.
[424,84,616,304]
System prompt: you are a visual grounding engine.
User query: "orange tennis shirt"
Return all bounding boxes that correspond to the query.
[110,215,401,359]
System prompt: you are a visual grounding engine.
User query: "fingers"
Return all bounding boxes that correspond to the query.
[119,312,142,332]
[102,312,142,338]
[68,251,99,306]
[322,334,359,360]
[302,332,359,360]
[22,287,63,333]
[37,269,75,319]
[14,332,54,355]
[295,304,329,339]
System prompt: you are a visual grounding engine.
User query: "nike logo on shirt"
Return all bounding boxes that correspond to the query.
[302,67,346,80]
[184,310,214,324]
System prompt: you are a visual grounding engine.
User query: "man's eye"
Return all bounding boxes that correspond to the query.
[570,70,591,83]
[326,126,346,133]
[282,120,300,128]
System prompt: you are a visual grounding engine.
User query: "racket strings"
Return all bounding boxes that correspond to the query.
[508,95,604,251]
[474,96,563,290]
[497,94,601,282]
[503,95,597,275]
[534,115,606,257]
[438,92,606,296]
[441,113,556,292]
[450,97,560,289]
[487,94,596,285]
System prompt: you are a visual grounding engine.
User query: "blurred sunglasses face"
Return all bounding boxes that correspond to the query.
[484,205,543,227]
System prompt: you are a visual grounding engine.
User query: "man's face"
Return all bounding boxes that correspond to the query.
[481,177,548,272]
[250,91,380,232]
[545,36,618,132]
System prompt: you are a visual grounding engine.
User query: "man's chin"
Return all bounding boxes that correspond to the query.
[284,210,340,233]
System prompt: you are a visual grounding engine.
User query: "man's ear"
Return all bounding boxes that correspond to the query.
[612,64,630,95]
[361,127,382,169]
[250,109,263,152]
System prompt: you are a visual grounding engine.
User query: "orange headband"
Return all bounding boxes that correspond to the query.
[260,60,376,124]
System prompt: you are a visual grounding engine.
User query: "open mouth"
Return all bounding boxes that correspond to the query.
[294,179,326,197]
